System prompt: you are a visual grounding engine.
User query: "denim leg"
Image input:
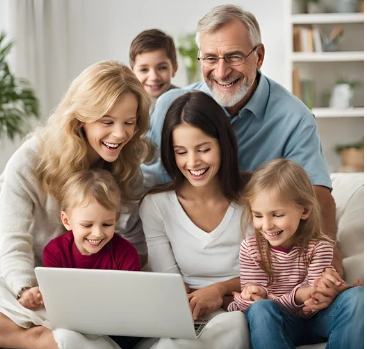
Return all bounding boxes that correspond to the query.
[306,286,364,349]
[246,300,315,349]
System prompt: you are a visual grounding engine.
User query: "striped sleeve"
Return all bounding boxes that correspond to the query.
[228,237,269,313]
[273,240,334,318]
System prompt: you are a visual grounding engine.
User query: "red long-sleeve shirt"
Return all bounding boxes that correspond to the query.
[43,231,140,271]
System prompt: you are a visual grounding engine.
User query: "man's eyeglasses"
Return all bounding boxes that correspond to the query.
[197,45,260,67]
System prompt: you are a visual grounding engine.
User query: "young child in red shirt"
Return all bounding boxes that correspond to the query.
[35,169,140,348]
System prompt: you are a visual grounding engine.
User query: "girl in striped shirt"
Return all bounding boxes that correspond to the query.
[228,158,363,349]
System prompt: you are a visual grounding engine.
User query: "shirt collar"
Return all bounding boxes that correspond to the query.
[239,71,269,120]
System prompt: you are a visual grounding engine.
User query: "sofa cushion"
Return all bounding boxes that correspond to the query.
[330,172,364,285]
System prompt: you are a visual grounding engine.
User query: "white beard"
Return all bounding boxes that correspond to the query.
[211,82,250,107]
[208,76,255,108]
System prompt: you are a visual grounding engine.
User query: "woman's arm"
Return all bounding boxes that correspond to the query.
[0,148,39,296]
[188,277,241,320]
[139,195,180,274]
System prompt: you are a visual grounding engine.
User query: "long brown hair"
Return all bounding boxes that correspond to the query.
[146,91,245,202]
[243,158,333,285]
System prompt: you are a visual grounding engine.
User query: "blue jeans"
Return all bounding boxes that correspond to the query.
[246,286,364,349]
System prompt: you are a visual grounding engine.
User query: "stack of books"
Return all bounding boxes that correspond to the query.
[293,26,323,53]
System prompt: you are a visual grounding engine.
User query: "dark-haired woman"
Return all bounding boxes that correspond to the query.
[138,91,251,349]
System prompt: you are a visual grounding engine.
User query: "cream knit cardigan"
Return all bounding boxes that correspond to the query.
[0,137,146,297]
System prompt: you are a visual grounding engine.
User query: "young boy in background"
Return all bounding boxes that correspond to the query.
[130,29,178,110]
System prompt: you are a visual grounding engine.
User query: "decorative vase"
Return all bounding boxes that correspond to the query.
[329,83,354,109]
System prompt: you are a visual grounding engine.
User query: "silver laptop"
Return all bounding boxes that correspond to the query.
[35,267,208,339]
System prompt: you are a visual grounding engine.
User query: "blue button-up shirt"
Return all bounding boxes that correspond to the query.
[143,72,332,189]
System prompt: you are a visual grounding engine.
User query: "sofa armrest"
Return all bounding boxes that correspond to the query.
[330,173,364,285]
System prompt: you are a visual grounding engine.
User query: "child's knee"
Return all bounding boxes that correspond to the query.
[339,286,364,315]
[246,300,279,324]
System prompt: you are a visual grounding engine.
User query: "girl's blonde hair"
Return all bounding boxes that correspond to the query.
[243,158,333,285]
[35,60,154,207]
[60,169,121,219]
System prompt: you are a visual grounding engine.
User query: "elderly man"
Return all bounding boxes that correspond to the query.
[143,4,343,275]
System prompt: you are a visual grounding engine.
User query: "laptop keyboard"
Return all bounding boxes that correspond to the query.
[194,322,207,336]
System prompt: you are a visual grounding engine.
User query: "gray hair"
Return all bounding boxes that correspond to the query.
[196,5,262,48]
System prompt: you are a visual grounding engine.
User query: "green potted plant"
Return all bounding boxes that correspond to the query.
[177,33,201,84]
[336,139,364,172]
[0,32,39,141]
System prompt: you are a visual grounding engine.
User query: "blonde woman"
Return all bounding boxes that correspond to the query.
[0,61,153,349]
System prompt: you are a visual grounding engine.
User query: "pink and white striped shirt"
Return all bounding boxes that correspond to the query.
[228,234,334,318]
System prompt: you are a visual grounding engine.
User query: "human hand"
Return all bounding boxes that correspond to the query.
[18,286,44,309]
[239,283,267,301]
[188,284,224,320]
[303,276,362,313]
[320,267,345,288]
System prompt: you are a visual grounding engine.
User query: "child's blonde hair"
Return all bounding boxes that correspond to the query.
[35,60,154,207]
[60,169,121,219]
[244,158,333,285]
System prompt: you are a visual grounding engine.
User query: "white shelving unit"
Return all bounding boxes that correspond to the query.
[312,107,364,118]
[284,0,364,172]
[291,12,364,24]
[291,51,364,61]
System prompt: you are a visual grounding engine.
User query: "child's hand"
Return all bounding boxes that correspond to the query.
[319,267,345,288]
[18,286,44,309]
[303,277,362,313]
[239,283,267,301]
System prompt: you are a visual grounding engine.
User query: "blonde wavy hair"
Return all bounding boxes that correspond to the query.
[243,158,333,285]
[60,169,121,219]
[35,60,154,207]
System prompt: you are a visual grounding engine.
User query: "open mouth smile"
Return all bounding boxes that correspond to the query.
[188,168,209,178]
[262,230,283,238]
[215,78,240,88]
[102,141,122,151]
[85,238,104,247]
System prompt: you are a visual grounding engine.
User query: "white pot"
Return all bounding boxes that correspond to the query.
[329,83,354,109]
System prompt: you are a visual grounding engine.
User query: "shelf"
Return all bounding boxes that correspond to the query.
[291,13,364,24]
[312,107,364,118]
[291,51,364,62]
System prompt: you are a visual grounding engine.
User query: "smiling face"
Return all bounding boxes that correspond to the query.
[61,199,117,256]
[83,93,138,167]
[250,190,311,250]
[199,20,264,114]
[172,123,221,188]
[132,49,177,99]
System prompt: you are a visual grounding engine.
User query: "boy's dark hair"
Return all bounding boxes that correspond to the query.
[129,29,177,68]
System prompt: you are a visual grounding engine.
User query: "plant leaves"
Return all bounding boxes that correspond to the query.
[0,32,39,141]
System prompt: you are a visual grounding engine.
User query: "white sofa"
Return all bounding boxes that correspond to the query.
[297,172,364,349]
[2,173,364,349]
